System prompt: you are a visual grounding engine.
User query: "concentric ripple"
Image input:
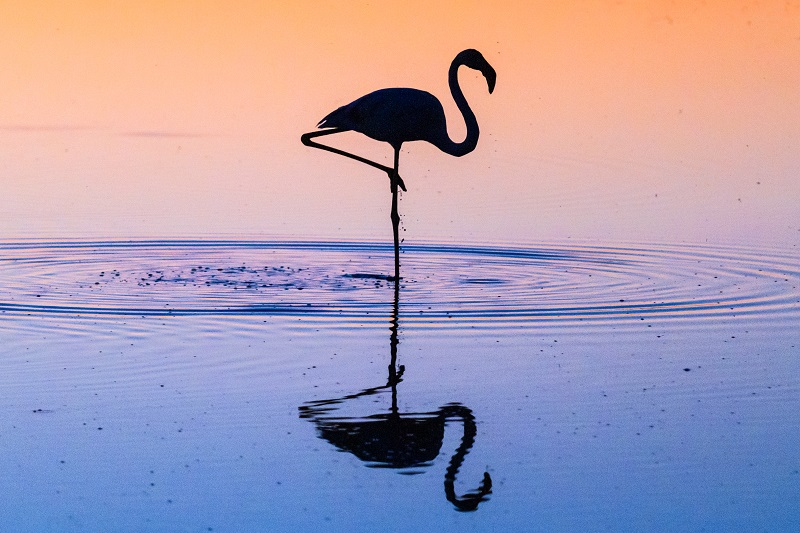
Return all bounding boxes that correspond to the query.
[0,240,798,325]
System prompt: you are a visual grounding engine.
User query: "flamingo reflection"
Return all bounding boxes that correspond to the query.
[299,281,492,512]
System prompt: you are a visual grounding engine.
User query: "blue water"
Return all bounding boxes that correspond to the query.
[1,240,798,531]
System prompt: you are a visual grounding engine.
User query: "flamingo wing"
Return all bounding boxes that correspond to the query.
[318,88,448,149]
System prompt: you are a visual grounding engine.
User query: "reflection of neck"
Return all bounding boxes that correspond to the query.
[440,405,493,511]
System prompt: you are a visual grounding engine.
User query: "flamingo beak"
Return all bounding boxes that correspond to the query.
[483,65,497,94]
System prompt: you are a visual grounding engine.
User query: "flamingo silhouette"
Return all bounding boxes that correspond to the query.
[301,49,496,281]
[298,277,493,511]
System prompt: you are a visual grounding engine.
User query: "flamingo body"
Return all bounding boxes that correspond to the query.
[318,88,449,151]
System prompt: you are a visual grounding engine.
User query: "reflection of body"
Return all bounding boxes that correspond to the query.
[301,49,496,281]
[299,281,492,511]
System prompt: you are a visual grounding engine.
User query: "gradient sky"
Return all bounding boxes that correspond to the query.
[1,1,798,245]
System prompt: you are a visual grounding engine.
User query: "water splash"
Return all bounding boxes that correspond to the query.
[0,240,797,326]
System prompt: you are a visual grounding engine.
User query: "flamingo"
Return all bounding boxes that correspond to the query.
[301,49,496,281]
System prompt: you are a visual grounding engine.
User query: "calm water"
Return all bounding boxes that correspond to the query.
[1,240,798,532]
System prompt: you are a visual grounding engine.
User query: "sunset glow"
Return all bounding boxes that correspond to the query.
[1,1,798,244]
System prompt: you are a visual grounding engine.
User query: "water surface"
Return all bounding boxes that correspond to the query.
[1,240,798,531]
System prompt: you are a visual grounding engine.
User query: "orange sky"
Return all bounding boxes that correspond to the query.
[1,1,798,244]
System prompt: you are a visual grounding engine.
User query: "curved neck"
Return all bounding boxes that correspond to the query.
[441,405,492,511]
[435,60,480,157]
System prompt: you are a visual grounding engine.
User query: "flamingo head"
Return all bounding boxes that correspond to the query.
[455,49,496,94]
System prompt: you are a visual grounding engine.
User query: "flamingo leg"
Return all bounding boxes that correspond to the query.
[388,269,401,413]
[390,147,401,282]
[300,129,407,191]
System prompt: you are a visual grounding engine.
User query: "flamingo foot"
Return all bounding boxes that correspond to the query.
[389,170,407,192]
